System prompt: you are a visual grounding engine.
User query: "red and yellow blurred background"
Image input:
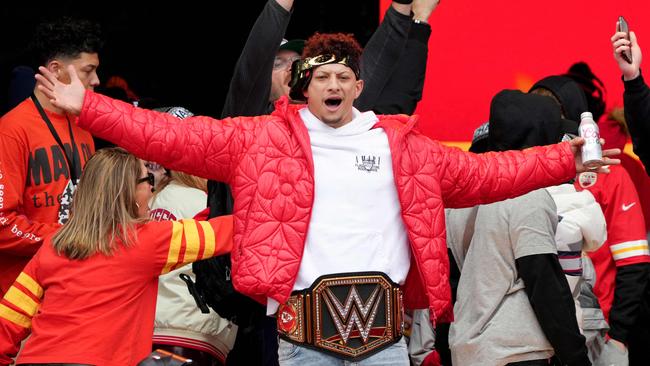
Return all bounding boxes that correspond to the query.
[380,0,648,154]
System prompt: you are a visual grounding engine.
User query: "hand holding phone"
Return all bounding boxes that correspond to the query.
[617,16,633,64]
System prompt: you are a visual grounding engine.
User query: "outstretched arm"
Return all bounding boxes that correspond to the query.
[36,66,257,184]
[148,216,234,276]
[437,139,620,208]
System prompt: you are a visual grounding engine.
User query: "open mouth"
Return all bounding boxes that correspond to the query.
[324,97,342,110]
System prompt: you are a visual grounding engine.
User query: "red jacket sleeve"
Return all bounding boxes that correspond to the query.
[144,216,234,276]
[0,134,59,256]
[77,91,262,185]
[436,141,577,208]
[0,254,42,364]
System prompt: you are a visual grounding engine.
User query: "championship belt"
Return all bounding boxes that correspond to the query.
[276,272,403,361]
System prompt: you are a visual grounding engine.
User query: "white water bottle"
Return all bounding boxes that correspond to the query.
[578,112,603,169]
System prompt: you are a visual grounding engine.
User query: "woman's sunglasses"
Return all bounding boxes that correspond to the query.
[137,172,155,187]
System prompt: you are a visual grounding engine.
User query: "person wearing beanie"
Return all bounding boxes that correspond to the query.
[446,91,593,366]
[532,68,649,364]
[530,75,589,123]
[36,27,621,364]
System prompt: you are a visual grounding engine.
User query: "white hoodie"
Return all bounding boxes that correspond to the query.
[545,183,607,330]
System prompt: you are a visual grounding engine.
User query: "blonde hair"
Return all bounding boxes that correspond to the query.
[154,171,207,196]
[52,148,147,259]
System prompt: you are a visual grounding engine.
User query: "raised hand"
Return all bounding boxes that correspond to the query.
[569,137,621,173]
[611,24,642,81]
[412,0,441,23]
[35,65,86,116]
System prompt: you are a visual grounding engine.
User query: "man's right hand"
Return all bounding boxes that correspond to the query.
[612,25,643,81]
[35,65,85,116]
[412,0,441,23]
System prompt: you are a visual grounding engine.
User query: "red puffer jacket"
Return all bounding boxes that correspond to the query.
[79,92,576,322]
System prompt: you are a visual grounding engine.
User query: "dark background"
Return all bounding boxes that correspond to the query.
[0,0,379,116]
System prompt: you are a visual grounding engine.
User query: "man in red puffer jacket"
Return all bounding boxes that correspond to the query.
[35,33,619,365]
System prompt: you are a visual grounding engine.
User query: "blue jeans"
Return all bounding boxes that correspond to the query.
[278,337,409,366]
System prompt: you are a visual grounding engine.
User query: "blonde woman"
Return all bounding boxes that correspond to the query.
[0,148,233,365]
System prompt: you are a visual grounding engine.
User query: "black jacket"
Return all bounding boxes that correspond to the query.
[623,73,650,173]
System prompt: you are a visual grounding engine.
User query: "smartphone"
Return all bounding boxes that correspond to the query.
[618,16,633,64]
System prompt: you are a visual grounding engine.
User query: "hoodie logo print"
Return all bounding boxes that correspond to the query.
[355,155,380,173]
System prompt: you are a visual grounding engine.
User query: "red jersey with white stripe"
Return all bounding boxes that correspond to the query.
[575,165,650,319]
[0,217,232,366]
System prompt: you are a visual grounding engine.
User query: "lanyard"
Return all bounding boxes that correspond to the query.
[30,93,79,184]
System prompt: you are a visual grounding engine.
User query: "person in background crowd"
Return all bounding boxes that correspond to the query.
[611,24,650,366]
[0,17,101,296]
[0,148,234,365]
[564,61,650,241]
[531,73,650,365]
[412,91,594,366]
[148,107,237,366]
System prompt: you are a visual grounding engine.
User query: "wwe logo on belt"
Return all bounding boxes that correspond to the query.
[322,285,383,344]
[355,155,380,173]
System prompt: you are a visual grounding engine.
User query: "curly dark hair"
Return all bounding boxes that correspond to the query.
[29,16,103,68]
[302,32,362,75]
[288,33,364,101]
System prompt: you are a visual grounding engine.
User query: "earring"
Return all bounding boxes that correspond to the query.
[136,203,140,208]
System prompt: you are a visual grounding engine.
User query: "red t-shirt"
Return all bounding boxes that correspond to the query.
[0,217,233,365]
[0,98,95,295]
[575,165,650,318]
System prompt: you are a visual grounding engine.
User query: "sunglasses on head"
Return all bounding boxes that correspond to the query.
[137,172,155,187]
[290,54,358,90]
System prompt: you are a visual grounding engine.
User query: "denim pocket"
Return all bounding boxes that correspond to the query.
[278,339,301,361]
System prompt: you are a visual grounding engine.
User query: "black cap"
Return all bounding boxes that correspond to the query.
[279,39,305,55]
[529,75,588,123]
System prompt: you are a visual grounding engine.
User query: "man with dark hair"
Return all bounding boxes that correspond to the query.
[0,17,102,295]
[37,31,619,365]
[204,2,439,364]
